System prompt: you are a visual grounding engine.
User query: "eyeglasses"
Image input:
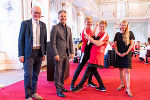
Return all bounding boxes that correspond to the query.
[33,11,41,14]
[100,26,106,28]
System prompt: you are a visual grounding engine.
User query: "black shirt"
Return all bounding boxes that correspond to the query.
[114,31,135,53]
[59,22,67,40]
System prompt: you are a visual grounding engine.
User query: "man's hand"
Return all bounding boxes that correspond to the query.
[19,56,24,63]
[55,55,60,61]
[84,33,91,40]
[70,54,74,59]
[42,56,45,61]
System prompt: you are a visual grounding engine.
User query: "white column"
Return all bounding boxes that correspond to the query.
[0,0,23,70]
[22,0,32,20]
[148,19,150,38]
[62,2,73,28]
[77,12,81,39]
[78,12,85,37]
[76,8,85,39]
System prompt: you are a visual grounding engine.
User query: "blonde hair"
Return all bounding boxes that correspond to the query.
[85,16,93,23]
[99,20,107,27]
[120,20,130,45]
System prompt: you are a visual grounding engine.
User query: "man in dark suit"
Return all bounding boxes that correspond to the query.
[18,6,47,100]
[50,10,74,97]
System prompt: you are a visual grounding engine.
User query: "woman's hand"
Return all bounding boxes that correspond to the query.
[121,52,128,57]
[84,33,91,40]
[55,55,60,61]
[117,52,122,57]
[117,52,128,57]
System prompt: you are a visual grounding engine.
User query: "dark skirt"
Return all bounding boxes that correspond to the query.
[115,52,132,69]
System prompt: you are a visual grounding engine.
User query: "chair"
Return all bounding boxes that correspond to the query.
[145,50,150,63]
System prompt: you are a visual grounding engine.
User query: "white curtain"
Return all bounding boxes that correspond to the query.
[105,23,115,42]
[129,22,148,43]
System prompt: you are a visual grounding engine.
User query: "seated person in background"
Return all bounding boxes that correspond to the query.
[104,42,112,68]
[77,40,82,58]
[143,42,147,50]
[134,41,140,57]
[78,40,83,49]
[105,42,112,55]
[73,44,82,63]
[131,41,135,56]
[145,41,150,64]
[77,46,82,58]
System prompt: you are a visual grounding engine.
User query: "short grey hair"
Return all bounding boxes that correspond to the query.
[58,10,66,16]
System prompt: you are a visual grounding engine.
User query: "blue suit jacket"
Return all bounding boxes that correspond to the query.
[18,19,47,58]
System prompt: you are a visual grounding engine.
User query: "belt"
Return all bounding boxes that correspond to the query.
[32,46,41,49]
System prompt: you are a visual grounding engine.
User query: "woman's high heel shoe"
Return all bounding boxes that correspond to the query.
[117,83,125,90]
[126,89,133,97]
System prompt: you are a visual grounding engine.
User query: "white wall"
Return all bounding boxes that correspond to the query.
[148,19,150,38]
[0,0,23,69]
[0,0,50,70]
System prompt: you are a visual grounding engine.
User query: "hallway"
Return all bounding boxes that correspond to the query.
[0,0,150,100]
[0,57,150,100]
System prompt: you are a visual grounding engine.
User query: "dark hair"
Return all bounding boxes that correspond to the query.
[58,10,66,15]
[137,41,140,43]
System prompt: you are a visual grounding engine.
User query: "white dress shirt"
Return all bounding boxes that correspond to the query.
[32,19,40,47]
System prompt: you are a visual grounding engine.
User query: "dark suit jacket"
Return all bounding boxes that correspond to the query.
[18,19,47,58]
[50,23,73,58]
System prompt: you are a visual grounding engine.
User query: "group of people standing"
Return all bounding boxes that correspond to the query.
[18,6,135,100]
[70,17,134,98]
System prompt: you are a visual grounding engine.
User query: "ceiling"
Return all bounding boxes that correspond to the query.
[71,0,150,20]
[94,0,150,4]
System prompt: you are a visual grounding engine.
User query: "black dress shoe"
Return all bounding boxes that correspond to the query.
[87,82,97,87]
[96,86,106,92]
[57,91,65,97]
[62,88,69,92]
[70,85,75,91]
[72,85,83,92]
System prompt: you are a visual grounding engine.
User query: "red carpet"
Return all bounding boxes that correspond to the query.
[0,56,150,100]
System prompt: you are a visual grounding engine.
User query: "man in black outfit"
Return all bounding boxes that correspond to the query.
[70,43,97,91]
[70,18,99,91]
[50,10,74,97]
[70,22,98,91]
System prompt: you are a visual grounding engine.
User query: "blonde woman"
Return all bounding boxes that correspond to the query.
[114,20,135,97]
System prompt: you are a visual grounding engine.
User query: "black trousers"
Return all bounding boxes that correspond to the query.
[71,52,93,85]
[77,65,104,87]
[54,54,69,92]
[23,49,42,99]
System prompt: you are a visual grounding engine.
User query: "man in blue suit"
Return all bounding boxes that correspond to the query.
[18,6,47,100]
